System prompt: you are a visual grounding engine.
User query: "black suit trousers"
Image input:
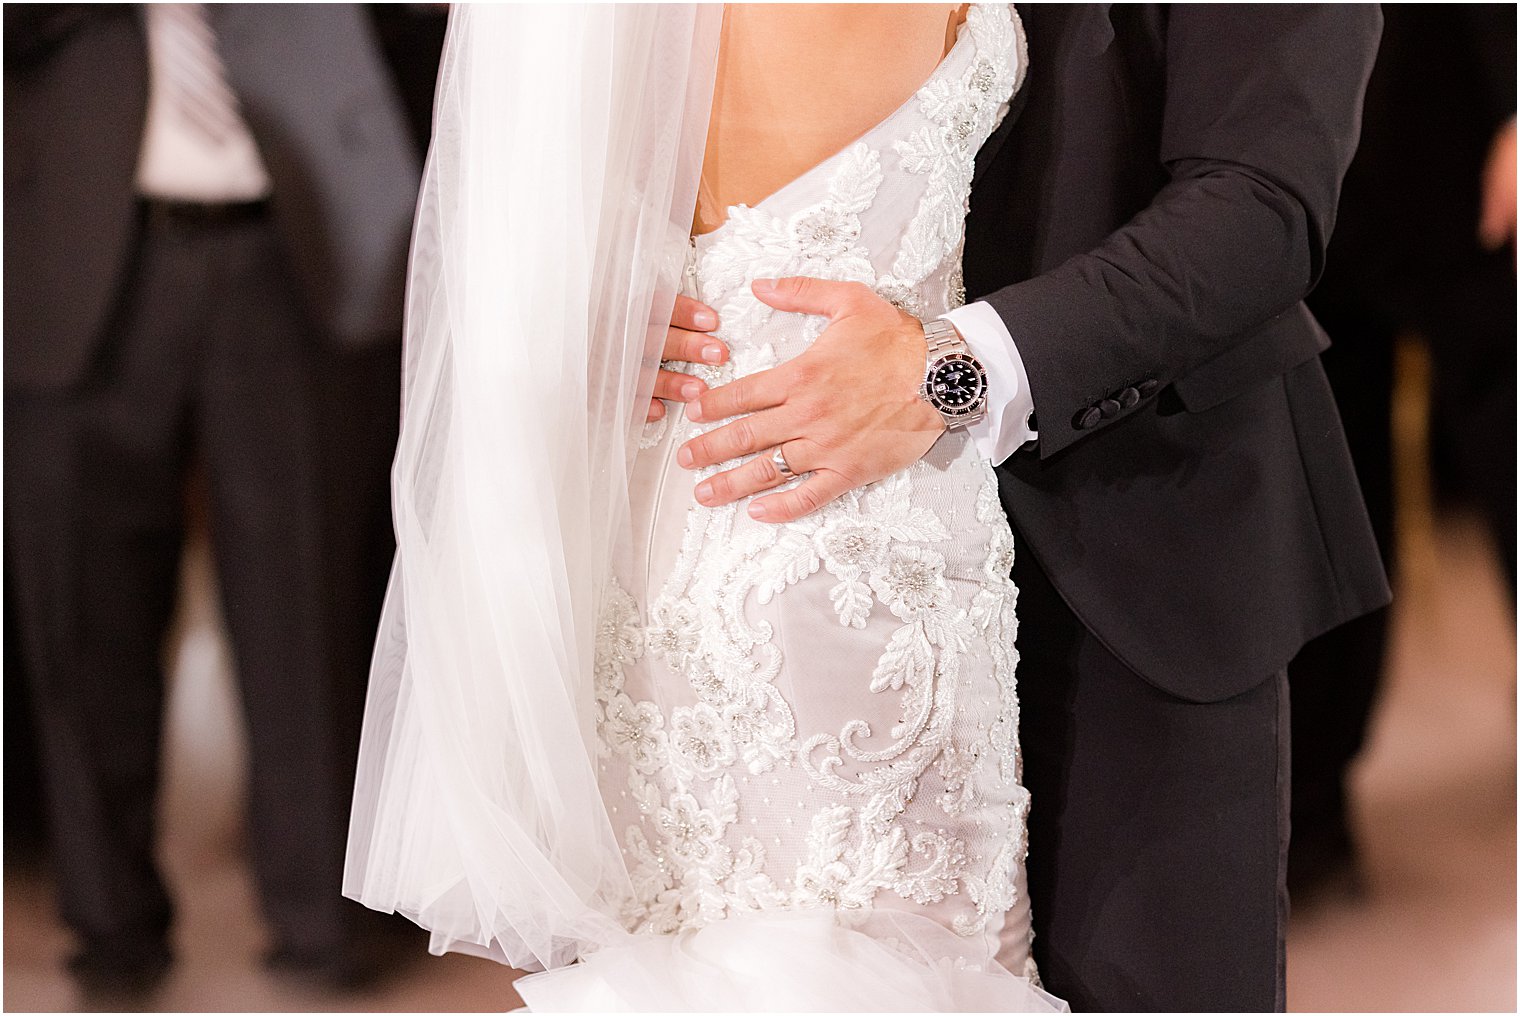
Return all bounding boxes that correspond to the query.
[4,207,398,957]
[1014,533,1289,1013]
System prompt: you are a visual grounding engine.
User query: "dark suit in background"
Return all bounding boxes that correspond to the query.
[1290,3,1518,894]
[964,6,1386,1010]
[3,3,426,987]
[369,3,452,157]
[3,560,47,866]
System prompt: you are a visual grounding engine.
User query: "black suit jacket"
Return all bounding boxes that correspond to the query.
[3,4,422,390]
[966,4,1391,700]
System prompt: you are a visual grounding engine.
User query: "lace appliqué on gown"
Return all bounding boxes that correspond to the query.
[595,3,1041,986]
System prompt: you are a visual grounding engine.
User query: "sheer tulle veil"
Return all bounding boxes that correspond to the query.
[342,3,721,971]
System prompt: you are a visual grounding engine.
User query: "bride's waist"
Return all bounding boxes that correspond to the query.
[667,307,867,381]
[687,282,952,365]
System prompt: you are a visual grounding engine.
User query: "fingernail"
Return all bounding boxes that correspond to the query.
[702,343,725,364]
[747,501,768,520]
[677,446,694,468]
[695,481,713,503]
[752,278,776,293]
[686,402,703,422]
[694,309,718,329]
[680,381,703,400]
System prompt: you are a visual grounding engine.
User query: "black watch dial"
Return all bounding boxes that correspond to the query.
[927,353,987,416]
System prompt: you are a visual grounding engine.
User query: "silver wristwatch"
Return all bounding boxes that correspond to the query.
[920,317,989,429]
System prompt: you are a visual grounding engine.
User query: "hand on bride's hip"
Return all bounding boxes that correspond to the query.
[678,277,944,524]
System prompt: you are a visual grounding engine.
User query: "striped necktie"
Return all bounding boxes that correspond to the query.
[149,3,245,147]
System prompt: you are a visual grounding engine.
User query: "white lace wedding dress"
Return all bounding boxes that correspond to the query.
[515,6,1059,1011]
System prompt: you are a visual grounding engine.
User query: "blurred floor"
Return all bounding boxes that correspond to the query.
[1286,509,1516,1013]
[1286,341,1517,1013]
[4,346,1515,1012]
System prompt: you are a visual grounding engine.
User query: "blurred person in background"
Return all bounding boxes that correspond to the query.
[1289,3,1516,902]
[2,3,430,999]
[369,3,451,158]
[4,561,48,867]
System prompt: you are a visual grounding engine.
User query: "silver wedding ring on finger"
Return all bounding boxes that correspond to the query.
[771,445,798,480]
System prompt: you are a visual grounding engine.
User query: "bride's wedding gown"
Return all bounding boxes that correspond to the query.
[516,6,1058,1010]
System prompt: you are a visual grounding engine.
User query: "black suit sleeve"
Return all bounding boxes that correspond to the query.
[983,5,1382,459]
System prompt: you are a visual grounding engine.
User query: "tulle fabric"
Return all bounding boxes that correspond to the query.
[515,912,1065,1013]
[342,3,721,971]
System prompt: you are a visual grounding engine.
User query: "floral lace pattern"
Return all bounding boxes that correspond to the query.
[598,3,1035,972]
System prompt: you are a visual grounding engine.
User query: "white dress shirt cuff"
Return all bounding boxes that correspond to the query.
[942,300,1037,465]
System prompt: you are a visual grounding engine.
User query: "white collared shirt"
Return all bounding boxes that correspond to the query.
[133,4,273,203]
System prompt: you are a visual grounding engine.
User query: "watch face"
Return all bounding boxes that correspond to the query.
[928,354,987,416]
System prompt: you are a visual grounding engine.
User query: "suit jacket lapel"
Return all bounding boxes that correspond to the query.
[975,3,1118,186]
[973,79,1027,186]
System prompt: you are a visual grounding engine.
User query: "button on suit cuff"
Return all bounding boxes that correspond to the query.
[942,301,1037,465]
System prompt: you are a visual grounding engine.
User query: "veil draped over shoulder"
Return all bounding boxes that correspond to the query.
[345,5,1064,1011]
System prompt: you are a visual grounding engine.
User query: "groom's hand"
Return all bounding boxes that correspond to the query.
[678,277,944,523]
[649,295,727,422]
